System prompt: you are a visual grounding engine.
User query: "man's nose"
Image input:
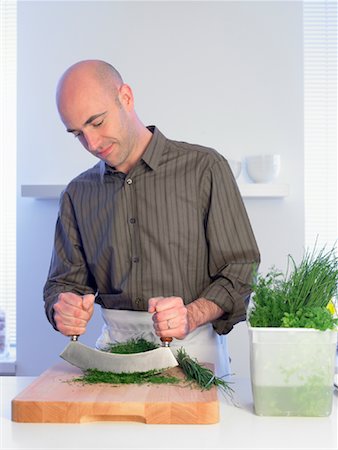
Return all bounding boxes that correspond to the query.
[82,130,100,152]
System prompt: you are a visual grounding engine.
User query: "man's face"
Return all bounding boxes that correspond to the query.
[58,78,136,173]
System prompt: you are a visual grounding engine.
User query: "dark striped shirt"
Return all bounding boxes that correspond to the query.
[44,126,260,334]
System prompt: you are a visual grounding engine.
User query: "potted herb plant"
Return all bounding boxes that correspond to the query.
[248,246,338,417]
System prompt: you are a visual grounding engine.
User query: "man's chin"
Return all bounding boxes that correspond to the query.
[97,144,114,160]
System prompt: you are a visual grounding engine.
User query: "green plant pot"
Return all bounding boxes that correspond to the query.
[248,326,337,416]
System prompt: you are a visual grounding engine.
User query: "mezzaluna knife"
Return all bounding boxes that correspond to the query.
[60,335,178,373]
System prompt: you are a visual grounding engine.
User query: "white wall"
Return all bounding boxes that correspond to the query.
[17,1,304,376]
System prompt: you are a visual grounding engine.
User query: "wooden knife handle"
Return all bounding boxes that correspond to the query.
[161,337,173,347]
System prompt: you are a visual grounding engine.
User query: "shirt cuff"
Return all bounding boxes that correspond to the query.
[44,296,59,331]
[199,282,249,334]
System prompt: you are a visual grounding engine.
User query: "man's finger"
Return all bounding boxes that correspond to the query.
[83,294,95,310]
[148,296,183,313]
[57,323,87,337]
[58,292,83,308]
[152,296,184,312]
[148,296,164,313]
[152,306,184,323]
[54,312,87,327]
[53,301,89,321]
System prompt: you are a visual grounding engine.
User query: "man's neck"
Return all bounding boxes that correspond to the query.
[119,125,153,174]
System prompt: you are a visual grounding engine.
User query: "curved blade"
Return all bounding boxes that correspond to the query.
[60,341,178,373]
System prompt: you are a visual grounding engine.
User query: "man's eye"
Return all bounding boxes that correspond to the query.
[93,120,104,128]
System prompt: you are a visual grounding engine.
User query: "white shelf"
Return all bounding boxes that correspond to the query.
[21,184,65,199]
[238,183,289,198]
[21,183,289,199]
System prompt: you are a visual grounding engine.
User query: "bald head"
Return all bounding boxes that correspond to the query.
[56,60,123,108]
[55,59,152,172]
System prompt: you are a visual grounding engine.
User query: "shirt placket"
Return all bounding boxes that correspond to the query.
[124,175,144,310]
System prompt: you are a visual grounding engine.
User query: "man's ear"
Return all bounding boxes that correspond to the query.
[118,83,134,111]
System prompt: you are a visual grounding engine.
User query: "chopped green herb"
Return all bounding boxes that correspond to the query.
[106,338,159,354]
[70,338,235,399]
[73,368,180,385]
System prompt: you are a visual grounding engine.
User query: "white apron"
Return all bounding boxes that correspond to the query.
[96,308,231,377]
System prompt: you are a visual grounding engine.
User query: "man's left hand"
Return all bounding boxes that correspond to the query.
[148,296,191,340]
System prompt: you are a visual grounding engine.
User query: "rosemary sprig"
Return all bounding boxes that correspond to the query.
[176,347,234,398]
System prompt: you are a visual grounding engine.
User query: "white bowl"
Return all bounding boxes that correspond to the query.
[228,159,242,179]
[245,154,280,183]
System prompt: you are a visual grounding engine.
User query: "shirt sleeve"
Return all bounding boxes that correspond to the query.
[199,158,260,334]
[43,190,97,330]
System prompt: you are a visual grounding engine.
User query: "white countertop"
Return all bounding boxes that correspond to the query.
[1,376,337,450]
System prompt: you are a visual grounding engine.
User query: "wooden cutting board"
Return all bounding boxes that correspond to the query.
[12,361,219,424]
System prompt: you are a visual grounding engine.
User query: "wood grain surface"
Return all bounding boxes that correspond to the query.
[12,361,219,424]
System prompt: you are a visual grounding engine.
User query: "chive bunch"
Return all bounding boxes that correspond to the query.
[176,348,234,397]
[249,245,338,330]
[285,246,338,312]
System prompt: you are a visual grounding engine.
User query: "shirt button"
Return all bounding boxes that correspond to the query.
[129,218,136,224]
[132,256,139,263]
[126,178,133,185]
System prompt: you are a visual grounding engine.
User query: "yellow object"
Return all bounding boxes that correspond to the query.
[326,299,337,316]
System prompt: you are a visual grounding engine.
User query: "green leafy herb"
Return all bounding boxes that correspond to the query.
[106,338,159,354]
[73,368,180,385]
[176,347,234,397]
[249,245,338,330]
[248,268,289,327]
[281,307,338,330]
[71,339,235,398]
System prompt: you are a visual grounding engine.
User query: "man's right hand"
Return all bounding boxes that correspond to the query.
[53,292,95,337]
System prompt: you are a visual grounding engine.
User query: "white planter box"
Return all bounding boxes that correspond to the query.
[248,326,337,416]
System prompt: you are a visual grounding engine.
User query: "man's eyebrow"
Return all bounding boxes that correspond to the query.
[66,111,107,133]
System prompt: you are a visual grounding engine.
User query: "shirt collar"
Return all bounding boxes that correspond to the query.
[100,125,166,182]
[141,126,166,171]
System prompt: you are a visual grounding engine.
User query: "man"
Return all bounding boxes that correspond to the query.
[44,60,260,375]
